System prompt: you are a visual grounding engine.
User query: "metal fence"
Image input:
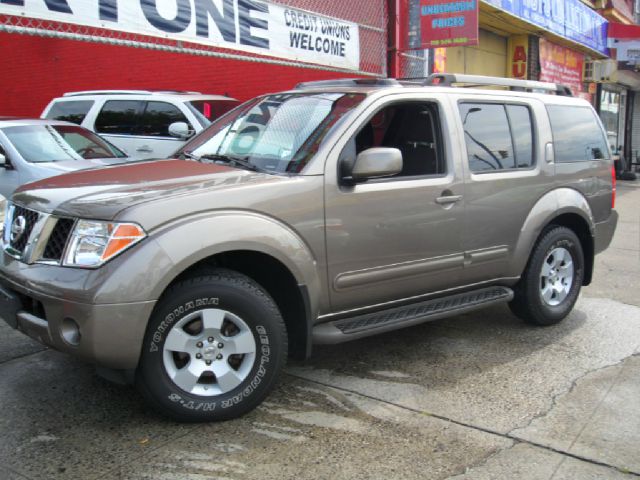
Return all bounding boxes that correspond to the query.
[0,0,387,77]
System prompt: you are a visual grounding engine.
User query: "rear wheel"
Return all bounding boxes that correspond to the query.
[510,226,584,326]
[137,269,287,421]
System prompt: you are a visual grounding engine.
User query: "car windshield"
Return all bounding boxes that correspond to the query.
[2,124,127,163]
[178,92,365,174]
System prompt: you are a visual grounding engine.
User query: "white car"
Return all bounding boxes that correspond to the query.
[41,90,238,160]
[0,118,135,200]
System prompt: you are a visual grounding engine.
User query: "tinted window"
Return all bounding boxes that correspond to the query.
[95,100,144,135]
[141,101,189,137]
[506,105,534,168]
[187,100,240,126]
[548,105,609,162]
[460,103,514,172]
[45,100,94,124]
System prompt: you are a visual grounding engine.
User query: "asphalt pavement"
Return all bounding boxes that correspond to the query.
[1,182,639,480]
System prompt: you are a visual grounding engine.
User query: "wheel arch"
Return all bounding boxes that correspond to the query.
[512,188,595,285]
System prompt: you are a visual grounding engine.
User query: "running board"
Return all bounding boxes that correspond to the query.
[313,286,513,344]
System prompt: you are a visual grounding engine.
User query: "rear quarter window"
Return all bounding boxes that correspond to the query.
[547,105,609,162]
[45,100,94,124]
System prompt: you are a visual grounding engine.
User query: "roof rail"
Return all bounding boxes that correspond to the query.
[295,78,400,89]
[62,90,203,97]
[420,74,573,96]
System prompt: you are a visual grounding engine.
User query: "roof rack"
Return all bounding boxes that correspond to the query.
[416,74,573,96]
[63,90,202,97]
[295,78,400,89]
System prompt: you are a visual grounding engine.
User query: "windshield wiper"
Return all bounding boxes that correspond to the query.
[194,153,266,173]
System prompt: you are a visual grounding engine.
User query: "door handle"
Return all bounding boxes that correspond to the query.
[136,146,153,153]
[435,195,462,205]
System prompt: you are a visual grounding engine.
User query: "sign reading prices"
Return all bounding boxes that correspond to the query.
[419,0,479,48]
[0,0,361,71]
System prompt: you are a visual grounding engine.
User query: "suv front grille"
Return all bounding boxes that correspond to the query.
[3,204,76,265]
[42,218,75,261]
[8,206,40,253]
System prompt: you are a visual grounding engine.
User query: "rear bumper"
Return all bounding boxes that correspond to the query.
[0,272,155,370]
[594,210,619,254]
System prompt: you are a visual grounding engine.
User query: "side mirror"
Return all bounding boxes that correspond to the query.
[168,122,194,140]
[350,147,402,182]
[0,152,11,170]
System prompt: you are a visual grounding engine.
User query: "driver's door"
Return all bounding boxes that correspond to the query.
[324,98,466,312]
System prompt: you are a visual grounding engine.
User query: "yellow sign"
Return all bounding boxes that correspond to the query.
[509,35,528,79]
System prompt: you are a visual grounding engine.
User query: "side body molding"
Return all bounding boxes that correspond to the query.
[509,188,594,278]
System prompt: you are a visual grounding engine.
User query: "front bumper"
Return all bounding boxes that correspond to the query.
[0,263,156,370]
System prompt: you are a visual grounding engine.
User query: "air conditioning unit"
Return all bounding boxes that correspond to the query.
[584,59,617,82]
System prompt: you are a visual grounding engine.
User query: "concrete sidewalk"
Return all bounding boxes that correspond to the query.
[1,182,639,480]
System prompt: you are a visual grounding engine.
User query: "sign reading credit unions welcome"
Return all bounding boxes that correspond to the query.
[419,0,479,48]
[0,0,361,71]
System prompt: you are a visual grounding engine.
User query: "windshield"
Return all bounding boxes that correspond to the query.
[2,124,127,163]
[178,92,365,174]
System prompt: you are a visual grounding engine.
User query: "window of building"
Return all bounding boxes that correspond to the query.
[94,100,144,135]
[459,102,534,173]
[547,105,609,162]
[349,102,444,178]
[45,100,94,125]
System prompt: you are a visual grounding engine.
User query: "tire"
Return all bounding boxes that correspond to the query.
[509,226,584,326]
[137,269,287,422]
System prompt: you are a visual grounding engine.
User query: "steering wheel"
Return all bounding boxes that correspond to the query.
[76,147,97,158]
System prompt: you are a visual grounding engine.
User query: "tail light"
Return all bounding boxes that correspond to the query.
[611,165,616,209]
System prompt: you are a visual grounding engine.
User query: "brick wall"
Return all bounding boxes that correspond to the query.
[0,33,357,117]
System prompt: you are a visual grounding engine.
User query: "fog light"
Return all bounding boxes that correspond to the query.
[61,317,81,346]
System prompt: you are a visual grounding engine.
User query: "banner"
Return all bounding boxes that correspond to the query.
[0,0,361,71]
[539,38,586,98]
[418,0,479,48]
[481,0,607,55]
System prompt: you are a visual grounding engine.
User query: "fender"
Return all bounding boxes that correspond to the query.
[509,188,594,278]
[145,210,322,320]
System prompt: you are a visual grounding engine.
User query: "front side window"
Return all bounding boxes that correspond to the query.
[459,102,534,172]
[45,100,94,124]
[178,93,365,174]
[140,101,190,137]
[547,105,609,162]
[349,101,444,177]
[2,125,126,162]
[186,100,240,127]
[94,100,144,135]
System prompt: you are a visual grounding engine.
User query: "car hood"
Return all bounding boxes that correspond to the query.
[12,159,287,220]
[34,156,135,173]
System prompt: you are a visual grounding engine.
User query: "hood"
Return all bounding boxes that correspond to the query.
[12,159,285,220]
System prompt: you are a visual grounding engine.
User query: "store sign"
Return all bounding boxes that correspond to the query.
[539,38,585,97]
[418,0,479,48]
[481,0,607,55]
[509,35,528,79]
[0,0,361,70]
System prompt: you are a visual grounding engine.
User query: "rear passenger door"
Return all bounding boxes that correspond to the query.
[455,96,554,283]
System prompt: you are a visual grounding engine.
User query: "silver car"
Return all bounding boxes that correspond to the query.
[0,118,133,200]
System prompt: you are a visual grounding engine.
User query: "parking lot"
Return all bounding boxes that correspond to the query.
[1,181,639,480]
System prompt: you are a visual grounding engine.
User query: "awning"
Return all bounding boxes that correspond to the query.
[609,22,640,41]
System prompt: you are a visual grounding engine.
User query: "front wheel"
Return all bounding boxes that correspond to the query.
[509,226,584,326]
[137,269,287,421]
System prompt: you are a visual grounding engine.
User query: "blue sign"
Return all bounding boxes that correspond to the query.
[482,0,608,54]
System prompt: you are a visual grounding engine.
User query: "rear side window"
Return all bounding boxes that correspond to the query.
[140,101,189,136]
[45,100,94,124]
[459,102,534,172]
[547,105,609,162]
[95,100,144,135]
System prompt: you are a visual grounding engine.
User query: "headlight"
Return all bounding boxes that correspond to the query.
[63,220,146,268]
